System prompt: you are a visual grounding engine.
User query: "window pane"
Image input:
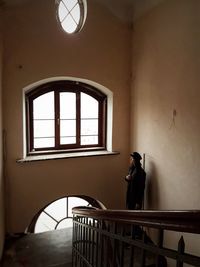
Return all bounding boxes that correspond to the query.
[60,119,76,137]
[62,0,78,11]
[62,14,77,34]
[44,198,67,221]
[81,136,98,145]
[58,1,68,22]
[34,138,55,148]
[33,92,54,119]
[60,92,76,119]
[70,3,80,24]
[34,212,57,233]
[81,119,98,136]
[60,137,76,145]
[57,218,73,230]
[34,120,54,138]
[81,93,99,119]
[68,197,89,217]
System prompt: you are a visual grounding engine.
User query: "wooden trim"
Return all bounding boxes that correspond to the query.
[55,90,59,148]
[26,81,106,100]
[77,91,80,146]
[25,96,31,153]
[29,97,34,151]
[72,208,200,234]
[25,81,107,155]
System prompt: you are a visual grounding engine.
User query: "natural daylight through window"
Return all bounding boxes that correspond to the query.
[34,197,90,233]
[56,0,87,34]
[25,81,107,155]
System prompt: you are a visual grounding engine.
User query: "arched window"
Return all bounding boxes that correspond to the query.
[25,81,107,155]
[34,196,90,233]
[27,195,105,233]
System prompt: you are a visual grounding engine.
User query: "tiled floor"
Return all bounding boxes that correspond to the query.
[1,228,72,267]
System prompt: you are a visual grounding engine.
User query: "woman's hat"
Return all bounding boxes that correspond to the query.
[130,152,142,161]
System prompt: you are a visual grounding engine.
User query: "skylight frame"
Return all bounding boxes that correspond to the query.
[56,0,87,34]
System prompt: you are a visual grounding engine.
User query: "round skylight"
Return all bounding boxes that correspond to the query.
[57,0,87,34]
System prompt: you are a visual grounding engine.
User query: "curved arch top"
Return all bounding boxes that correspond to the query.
[22,77,113,157]
[26,194,106,233]
[23,77,113,98]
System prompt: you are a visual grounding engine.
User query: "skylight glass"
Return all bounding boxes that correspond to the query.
[57,0,87,34]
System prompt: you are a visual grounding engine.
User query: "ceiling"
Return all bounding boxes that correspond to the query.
[99,0,166,22]
[1,0,166,22]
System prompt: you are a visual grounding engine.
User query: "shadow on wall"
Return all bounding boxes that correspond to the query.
[145,159,160,210]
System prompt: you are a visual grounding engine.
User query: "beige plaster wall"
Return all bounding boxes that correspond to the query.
[132,0,200,210]
[3,0,131,232]
[0,10,5,259]
[131,0,200,263]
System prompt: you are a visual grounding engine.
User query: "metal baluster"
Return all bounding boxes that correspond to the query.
[79,217,82,261]
[91,219,95,266]
[78,217,80,267]
[113,222,118,266]
[177,236,185,267]
[88,219,92,264]
[86,217,89,263]
[156,229,164,267]
[120,225,125,267]
[81,217,84,267]
[105,222,110,267]
[95,220,99,267]
[99,220,104,267]
[72,216,75,267]
[140,228,146,267]
[80,255,82,267]
[72,216,74,267]
[83,217,86,265]
[129,224,135,267]
[75,217,78,267]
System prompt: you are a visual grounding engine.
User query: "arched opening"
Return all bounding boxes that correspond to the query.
[27,195,105,233]
[23,77,113,158]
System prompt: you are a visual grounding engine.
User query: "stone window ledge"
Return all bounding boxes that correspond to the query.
[17,150,119,163]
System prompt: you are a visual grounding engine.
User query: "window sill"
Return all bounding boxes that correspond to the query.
[16,150,120,163]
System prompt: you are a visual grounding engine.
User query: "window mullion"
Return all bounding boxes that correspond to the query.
[102,99,107,148]
[98,98,106,148]
[76,92,80,146]
[26,81,107,155]
[28,97,34,152]
[55,90,60,149]
[98,101,102,146]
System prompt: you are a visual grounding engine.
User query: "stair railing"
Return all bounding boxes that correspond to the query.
[72,208,200,267]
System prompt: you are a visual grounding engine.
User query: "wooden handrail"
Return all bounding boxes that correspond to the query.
[72,208,200,234]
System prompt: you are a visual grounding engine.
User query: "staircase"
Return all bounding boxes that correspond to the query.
[1,228,73,267]
[72,208,200,267]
